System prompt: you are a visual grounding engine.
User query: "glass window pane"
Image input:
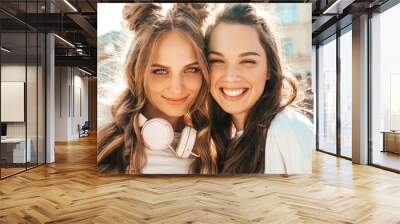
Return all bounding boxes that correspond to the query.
[340,29,352,158]
[318,36,337,154]
[1,0,46,179]
[1,31,27,177]
[371,3,400,171]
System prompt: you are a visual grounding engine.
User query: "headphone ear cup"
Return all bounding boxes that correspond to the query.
[176,126,197,158]
[141,118,174,150]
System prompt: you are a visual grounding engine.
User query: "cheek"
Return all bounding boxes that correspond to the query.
[183,74,202,92]
[209,67,222,91]
[145,76,166,97]
[251,66,268,91]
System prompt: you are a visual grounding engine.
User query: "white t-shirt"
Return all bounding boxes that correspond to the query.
[236,109,314,174]
[141,132,194,174]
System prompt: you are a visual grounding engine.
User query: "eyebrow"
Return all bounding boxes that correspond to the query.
[184,61,199,67]
[208,51,260,57]
[208,51,223,57]
[151,61,199,69]
[239,52,260,57]
[151,63,169,69]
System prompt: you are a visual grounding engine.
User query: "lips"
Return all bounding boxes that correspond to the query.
[220,88,248,99]
[221,88,247,96]
[162,95,189,105]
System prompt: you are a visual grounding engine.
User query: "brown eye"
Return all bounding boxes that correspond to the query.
[185,67,200,73]
[152,68,168,75]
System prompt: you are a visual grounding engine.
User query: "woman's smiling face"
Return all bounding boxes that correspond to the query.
[208,23,269,127]
[144,30,203,119]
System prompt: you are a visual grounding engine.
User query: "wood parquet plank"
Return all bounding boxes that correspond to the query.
[0,167,26,178]
[0,135,400,223]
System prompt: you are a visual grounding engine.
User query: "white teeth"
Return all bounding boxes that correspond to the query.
[222,88,245,97]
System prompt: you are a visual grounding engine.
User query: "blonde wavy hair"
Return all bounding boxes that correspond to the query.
[97,3,217,174]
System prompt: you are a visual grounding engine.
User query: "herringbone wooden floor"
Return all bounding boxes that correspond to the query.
[1,135,400,224]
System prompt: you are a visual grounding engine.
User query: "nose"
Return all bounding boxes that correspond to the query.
[223,64,240,82]
[169,73,183,95]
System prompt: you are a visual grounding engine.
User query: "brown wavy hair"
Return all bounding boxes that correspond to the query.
[97,3,217,174]
[205,3,298,174]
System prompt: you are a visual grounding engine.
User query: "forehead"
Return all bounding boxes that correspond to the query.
[208,23,264,56]
[152,30,198,64]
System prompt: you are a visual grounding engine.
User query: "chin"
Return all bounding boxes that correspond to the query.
[162,109,187,118]
[219,105,247,116]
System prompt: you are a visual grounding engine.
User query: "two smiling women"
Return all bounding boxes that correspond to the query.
[97,3,313,175]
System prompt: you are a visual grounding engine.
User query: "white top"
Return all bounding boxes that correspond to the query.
[236,109,314,174]
[141,132,194,174]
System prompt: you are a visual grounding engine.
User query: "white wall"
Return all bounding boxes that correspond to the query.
[55,67,89,141]
[1,65,25,132]
[55,66,69,141]
[1,65,34,138]
[1,63,46,164]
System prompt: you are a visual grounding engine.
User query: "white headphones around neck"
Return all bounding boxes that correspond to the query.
[137,113,199,159]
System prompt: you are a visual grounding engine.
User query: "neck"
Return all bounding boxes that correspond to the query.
[232,111,247,131]
[143,104,184,131]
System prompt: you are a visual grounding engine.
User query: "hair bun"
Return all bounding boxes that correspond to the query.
[172,3,208,26]
[123,3,162,31]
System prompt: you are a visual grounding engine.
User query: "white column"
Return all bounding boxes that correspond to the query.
[46,33,55,163]
[352,14,369,164]
[45,0,56,163]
